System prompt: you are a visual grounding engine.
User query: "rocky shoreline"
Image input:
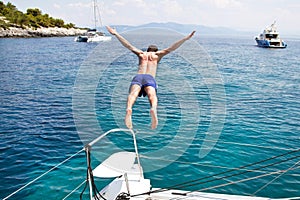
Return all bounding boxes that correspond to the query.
[0,27,87,38]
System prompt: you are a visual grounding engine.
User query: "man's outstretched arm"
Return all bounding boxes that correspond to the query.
[106,26,142,55]
[158,31,196,57]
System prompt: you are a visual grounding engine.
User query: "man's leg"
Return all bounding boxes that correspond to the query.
[125,84,141,129]
[144,86,158,129]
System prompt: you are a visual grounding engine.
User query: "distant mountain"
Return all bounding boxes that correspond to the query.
[108,22,249,35]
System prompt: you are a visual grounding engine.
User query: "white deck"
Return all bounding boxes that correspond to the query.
[147,189,273,200]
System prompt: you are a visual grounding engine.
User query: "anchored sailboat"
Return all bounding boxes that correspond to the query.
[74,0,111,42]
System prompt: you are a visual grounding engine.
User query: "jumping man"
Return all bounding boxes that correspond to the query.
[106,26,195,129]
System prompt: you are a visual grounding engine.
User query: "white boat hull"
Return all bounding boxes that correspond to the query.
[255,38,287,48]
[149,188,275,200]
[87,35,111,42]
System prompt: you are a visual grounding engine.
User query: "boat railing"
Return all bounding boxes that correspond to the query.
[84,128,142,174]
[83,128,143,200]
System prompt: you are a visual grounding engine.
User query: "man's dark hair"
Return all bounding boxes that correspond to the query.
[147,45,158,52]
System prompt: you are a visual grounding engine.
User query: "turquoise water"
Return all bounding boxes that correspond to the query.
[0,31,299,199]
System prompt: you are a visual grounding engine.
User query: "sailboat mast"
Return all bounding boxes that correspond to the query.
[93,0,97,30]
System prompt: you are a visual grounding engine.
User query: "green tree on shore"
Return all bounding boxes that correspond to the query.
[0,1,75,29]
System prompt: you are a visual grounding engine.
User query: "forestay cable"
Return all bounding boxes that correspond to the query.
[181,154,300,194]
[195,165,300,193]
[62,180,87,200]
[3,149,84,200]
[132,148,300,197]
[252,160,300,196]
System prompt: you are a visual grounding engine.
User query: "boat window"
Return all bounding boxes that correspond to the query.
[270,42,280,46]
[266,34,278,39]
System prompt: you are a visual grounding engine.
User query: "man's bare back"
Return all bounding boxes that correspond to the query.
[137,52,160,77]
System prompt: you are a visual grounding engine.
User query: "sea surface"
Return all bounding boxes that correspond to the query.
[0,30,299,199]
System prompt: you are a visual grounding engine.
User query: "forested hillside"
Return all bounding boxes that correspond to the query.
[0,1,75,29]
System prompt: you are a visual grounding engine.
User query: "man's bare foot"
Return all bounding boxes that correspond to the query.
[150,108,158,129]
[125,108,133,129]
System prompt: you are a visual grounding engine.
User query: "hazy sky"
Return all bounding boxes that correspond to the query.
[3,0,300,35]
